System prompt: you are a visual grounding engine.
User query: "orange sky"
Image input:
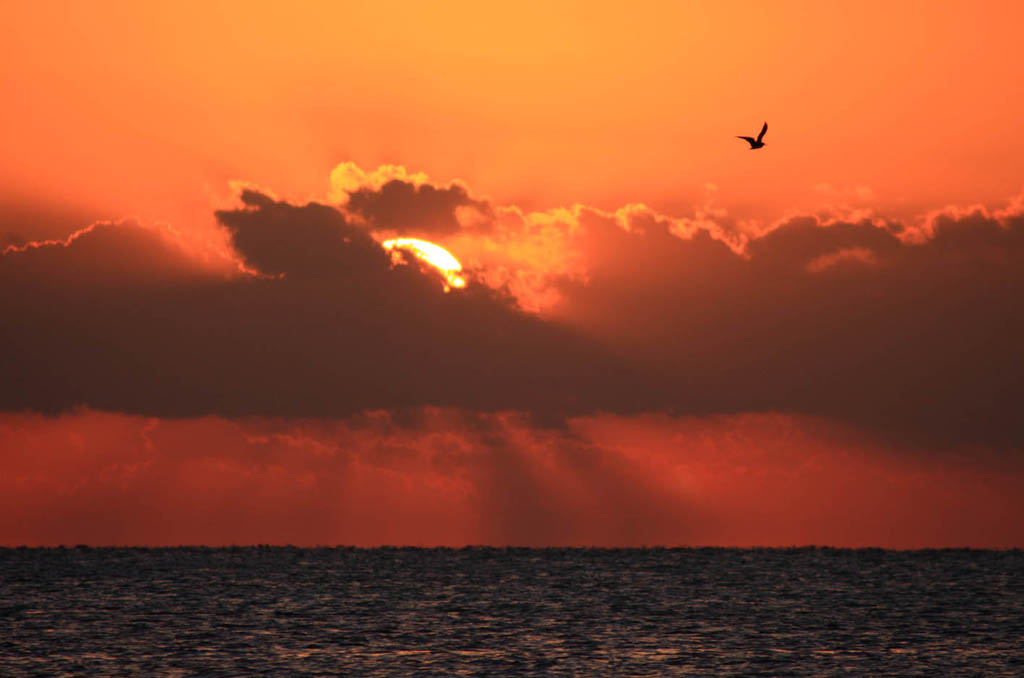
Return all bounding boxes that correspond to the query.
[2,1,1023,546]
[4,1,1024,227]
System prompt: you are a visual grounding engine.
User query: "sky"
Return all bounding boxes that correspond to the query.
[2,0,1023,547]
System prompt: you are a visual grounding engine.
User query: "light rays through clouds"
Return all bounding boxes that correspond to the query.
[2,162,1023,546]
[3,409,1020,547]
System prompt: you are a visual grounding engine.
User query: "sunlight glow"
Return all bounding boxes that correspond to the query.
[382,238,467,291]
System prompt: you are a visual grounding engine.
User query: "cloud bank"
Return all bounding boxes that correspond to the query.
[2,165,1023,449]
[0,189,632,420]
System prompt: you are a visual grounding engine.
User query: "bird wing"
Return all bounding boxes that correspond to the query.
[756,122,767,143]
[736,136,756,145]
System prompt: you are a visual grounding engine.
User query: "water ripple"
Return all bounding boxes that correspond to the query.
[1,547,1022,676]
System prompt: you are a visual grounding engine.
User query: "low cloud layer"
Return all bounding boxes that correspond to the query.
[0,191,632,420]
[545,206,1024,447]
[2,165,1023,448]
[3,409,1020,547]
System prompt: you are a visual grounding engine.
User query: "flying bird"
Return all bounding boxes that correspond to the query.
[737,122,767,149]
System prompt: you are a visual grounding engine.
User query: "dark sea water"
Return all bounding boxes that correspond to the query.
[2,547,1022,676]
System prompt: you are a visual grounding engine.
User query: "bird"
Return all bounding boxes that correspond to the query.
[736,122,767,149]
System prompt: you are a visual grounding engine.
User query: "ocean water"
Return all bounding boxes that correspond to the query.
[1,547,1022,676]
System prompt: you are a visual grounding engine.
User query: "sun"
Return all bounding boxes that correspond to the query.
[381,238,467,291]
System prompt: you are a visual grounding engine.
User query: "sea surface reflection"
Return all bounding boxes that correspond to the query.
[2,547,1022,676]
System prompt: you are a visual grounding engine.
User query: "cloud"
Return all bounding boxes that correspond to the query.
[216,188,389,278]
[0,197,106,248]
[345,179,491,236]
[0,190,634,419]
[2,409,1020,547]
[346,168,1022,447]
[540,204,1024,447]
[2,165,1023,448]
[328,162,492,237]
[805,247,878,273]
[0,220,217,283]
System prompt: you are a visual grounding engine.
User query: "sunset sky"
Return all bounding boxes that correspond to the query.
[3,1,1022,547]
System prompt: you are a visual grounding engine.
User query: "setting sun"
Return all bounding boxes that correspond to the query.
[382,237,467,291]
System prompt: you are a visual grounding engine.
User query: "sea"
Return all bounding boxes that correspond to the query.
[2,547,1022,676]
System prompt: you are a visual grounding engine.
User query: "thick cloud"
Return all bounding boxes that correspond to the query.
[217,189,389,278]
[344,175,1024,447]
[547,206,1024,447]
[345,178,490,235]
[0,193,637,419]
[0,197,105,247]
[2,174,1023,448]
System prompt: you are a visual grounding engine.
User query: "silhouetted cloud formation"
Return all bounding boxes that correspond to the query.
[546,205,1024,447]
[218,189,389,278]
[2,178,1023,447]
[346,178,490,235]
[0,192,633,419]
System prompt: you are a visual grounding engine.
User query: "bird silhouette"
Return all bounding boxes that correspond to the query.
[737,122,767,149]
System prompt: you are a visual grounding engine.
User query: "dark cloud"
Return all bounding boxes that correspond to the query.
[556,208,1024,447]
[744,216,903,269]
[345,179,491,235]
[217,189,388,278]
[0,196,105,246]
[1,220,209,284]
[2,186,1023,448]
[0,193,637,419]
